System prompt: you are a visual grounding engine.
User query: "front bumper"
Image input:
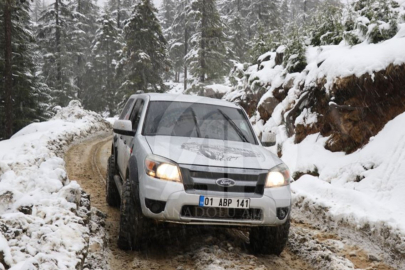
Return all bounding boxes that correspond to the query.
[139,173,291,227]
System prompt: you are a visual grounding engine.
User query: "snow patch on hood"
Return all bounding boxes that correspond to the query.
[145,136,281,170]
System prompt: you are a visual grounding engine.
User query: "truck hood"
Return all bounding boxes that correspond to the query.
[145,136,282,170]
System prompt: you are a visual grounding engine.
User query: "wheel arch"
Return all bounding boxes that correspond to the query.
[128,155,139,184]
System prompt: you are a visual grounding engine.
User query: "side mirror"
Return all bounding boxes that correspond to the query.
[261,132,276,147]
[113,120,135,136]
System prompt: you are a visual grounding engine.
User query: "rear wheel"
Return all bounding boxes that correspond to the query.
[249,218,290,255]
[106,155,120,207]
[117,168,153,250]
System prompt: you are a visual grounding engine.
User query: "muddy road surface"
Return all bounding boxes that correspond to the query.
[65,133,395,270]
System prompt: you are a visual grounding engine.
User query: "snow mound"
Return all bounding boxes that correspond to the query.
[285,112,405,264]
[0,101,111,269]
[305,38,405,91]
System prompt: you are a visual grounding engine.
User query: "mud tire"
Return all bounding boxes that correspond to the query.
[117,166,152,250]
[250,218,290,255]
[106,155,120,207]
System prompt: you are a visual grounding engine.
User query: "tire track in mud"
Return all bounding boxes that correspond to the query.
[65,134,394,270]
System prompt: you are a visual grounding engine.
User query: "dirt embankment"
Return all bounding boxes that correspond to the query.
[64,134,396,270]
[225,56,405,154]
[293,64,405,153]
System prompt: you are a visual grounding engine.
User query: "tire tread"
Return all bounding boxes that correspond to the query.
[249,218,290,255]
[106,155,120,207]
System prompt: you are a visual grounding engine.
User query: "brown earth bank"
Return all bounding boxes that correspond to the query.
[65,134,395,270]
[294,64,405,153]
[223,60,405,154]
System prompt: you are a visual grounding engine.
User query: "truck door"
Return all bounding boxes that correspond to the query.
[116,98,135,179]
[118,98,145,178]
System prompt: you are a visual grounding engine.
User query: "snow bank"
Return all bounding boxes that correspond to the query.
[0,101,111,269]
[305,37,405,91]
[285,112,405,262]
[221,16,405,264]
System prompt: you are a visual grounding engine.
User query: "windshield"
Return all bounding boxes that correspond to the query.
[143,101,257,144]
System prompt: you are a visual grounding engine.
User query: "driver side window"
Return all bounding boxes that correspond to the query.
[129,99,145,133]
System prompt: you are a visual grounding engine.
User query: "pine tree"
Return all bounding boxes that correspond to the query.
[246,0,281,35]
[1,0,52,138]
[68,0,99,100]
[228,11,248,62]
[218,0,250,63]
[2,0,13,138]
[309,3,343,46]
[290,0,302,22]
[37,0,75,106]
[106,0,135,28]
[165,0,193,87]
[283,25,307,73]
[160,0,176,30]
[186,0,228,83]
[343,0,399,45]
[159,0,177,82]
[32,0,47,23]
[250,26,282,61]
[289,0,323,25]
[84,13,123,115]
[118,0,169,95]
[280,0,290,26]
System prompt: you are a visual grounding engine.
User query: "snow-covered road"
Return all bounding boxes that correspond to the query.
[64,134,396,270]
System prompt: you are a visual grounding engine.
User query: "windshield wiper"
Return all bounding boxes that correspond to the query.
[188,107,202,137]
[217,109,249,143]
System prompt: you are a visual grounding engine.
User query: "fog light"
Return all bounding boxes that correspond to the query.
[145,198,166,214]
[277,207,289,220]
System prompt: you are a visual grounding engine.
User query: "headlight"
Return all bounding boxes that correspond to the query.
[145,154,182,182]
[265,164,290,188]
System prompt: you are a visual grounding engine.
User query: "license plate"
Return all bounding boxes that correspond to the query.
[199,196,250,209]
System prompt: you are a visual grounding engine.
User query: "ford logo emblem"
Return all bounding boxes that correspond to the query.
[216,178,236,187]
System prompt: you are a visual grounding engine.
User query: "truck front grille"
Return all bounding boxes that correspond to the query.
[181,205,262,220]
[180,165,268,195]
[191,184,257,193]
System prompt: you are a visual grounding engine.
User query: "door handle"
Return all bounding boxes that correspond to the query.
[124,140,127,145]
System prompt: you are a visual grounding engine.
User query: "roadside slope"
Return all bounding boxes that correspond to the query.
[0,101,111,269]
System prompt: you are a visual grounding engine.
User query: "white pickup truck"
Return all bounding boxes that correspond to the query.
[107,93,291,255]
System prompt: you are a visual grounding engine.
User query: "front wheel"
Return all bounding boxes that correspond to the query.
[106,155,120,207]
[117,169,153,250]
[249,218,290,255]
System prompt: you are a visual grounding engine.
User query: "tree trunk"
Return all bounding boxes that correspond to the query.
[55,0,62,96]
[117,0,121,28]
[4,0,13,138]
[34,0,39,22]
[106,39,113,116]
[76,0,82,100]
[200,0,206,83]
[184,25,188,91]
